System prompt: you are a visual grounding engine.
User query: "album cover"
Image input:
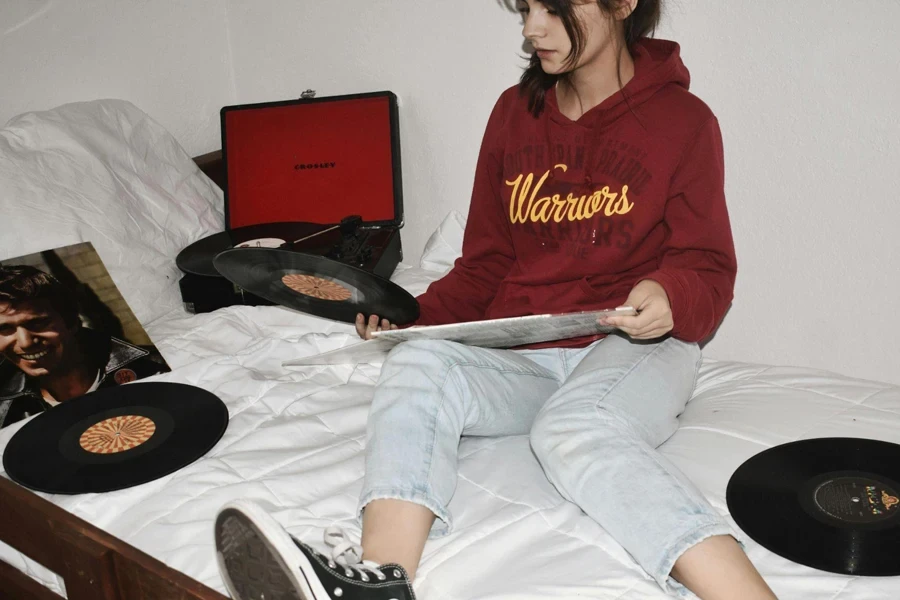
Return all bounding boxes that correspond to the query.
[283,307,637,367]
[0,242,170,428]
[371,307,637,348]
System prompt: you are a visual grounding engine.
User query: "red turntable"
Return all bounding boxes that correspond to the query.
[177,91,405,314]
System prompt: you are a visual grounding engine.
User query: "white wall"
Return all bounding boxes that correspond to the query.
[656,1,900,383]
[1,1,899,385]
[0,0,231,153]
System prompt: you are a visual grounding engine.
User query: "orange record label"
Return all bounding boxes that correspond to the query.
[282,274,352,301]
[79,415,156,454]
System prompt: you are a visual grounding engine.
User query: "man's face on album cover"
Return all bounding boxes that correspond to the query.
[0,299,78,378]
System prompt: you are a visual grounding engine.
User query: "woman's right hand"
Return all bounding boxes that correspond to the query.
[355,313,397,340]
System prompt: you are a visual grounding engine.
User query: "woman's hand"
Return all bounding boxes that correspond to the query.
[355,313,398,340]
[600,279,674,340]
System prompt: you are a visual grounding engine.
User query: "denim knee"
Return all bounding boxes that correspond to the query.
[373,339,466,407]
[530,404,618,474]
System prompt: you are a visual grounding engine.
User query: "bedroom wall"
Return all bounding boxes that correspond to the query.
[0,0,231,153]
[1,0,898,386]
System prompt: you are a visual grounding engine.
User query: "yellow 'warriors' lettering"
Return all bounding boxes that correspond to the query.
[565,193,590,221]
[614,185,633,215]
[507,165,633,224]
[530,195,552,223]
[588,188,610,218]
[506,164,568,224]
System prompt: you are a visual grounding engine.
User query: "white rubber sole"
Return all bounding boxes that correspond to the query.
[215,499,331,600]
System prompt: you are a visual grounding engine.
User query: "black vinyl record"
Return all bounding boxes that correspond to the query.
[726,437,900,576]
[212,247,419,325]
[2,382,228,495]
[176,221,334,277]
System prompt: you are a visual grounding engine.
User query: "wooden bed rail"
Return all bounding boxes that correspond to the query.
[0,476,228,600]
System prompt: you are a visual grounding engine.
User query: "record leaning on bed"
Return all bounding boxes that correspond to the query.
[727,437,900,576]
[2,382,228,494]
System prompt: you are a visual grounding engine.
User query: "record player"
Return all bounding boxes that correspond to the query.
[177,91,405,314]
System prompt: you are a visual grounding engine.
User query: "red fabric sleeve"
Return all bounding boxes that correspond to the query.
[413,95,515,326]
[643,117,737,343]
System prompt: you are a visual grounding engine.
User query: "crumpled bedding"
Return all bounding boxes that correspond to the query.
[2,259,899,599]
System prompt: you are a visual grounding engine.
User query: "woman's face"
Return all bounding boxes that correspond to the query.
[517,0,619,76]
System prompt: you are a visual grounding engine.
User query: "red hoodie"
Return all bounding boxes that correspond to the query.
[414,39,737,346]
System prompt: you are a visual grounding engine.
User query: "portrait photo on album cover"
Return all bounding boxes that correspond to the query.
[0,242,170,428]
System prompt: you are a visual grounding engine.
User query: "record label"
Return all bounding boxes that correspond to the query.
[810,474,900,525]
[237,237,285,249]
[282,274,353,301]
[79,415,157,455]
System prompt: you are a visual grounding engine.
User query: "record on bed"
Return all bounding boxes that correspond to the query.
[2,382,228,495]
[176,221,334,277]
[726,437,900,576]
[212,247,419,325]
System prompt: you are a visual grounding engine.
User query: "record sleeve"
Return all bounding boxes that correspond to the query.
[283,307,636,366]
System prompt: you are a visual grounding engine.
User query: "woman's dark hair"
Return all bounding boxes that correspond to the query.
[515,0,661,116]
[0,265,79,328]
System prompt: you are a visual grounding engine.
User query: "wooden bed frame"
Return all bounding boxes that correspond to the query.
[0,152,230,600]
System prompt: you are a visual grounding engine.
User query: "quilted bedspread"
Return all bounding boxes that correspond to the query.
[2,263,900,599]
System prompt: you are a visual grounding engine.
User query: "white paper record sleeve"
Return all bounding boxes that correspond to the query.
[283,307,636,366]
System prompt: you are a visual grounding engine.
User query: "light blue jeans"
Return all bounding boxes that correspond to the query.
[358,334,735,596]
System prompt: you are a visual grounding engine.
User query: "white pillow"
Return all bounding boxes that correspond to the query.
[0,100,223,325]
[419,210,465,273]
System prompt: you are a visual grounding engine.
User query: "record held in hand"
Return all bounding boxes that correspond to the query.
[726,437,900,576]
[2,382,228,495]
[212,247,419,324]
[176,221,333,277]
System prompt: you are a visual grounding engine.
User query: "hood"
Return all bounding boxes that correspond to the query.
[545,38,691,128]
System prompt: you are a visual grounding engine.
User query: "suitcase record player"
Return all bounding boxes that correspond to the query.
[177,90,405,314]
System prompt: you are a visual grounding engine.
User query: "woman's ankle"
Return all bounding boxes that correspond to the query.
[360,498,437,579]
[671,535,777,599]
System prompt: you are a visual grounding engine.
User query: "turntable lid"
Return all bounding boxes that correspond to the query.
[221,91,403,230]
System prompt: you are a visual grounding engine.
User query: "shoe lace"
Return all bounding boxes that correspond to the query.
[323,526,387,582]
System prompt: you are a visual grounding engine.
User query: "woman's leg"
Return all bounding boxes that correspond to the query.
[672,535,776,599]
[360,500,435,580]
[360,339,562,578]
[530,334,775,598]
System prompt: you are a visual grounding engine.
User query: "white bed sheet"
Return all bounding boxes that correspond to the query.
[2,258,899,599]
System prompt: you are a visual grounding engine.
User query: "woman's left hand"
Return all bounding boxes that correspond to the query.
[600,279,674,340]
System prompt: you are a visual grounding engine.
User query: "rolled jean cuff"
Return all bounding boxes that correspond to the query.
[357,488,453,539]
[656,520,744,598]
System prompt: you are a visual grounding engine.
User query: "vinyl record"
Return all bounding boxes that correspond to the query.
[212,247,419,325]
[176,221,335,277]
[2,382,228,495]
[726,437,900,576]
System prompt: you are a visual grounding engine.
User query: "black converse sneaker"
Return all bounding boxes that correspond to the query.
[215,500,417,600]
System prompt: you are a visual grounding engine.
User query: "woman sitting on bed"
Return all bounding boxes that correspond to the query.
[215,1,777,598]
